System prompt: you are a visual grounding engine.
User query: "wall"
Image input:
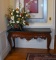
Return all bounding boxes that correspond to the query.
[0,0,10,60]
[0,0,10,33]
[10,0,55,49]
[55,0,56,35]
[10,0,16,9]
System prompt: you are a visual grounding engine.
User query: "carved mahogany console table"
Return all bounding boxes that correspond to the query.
[7,28,51,53]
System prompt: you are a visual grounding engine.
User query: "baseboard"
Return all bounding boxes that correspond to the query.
[1,46,10,60]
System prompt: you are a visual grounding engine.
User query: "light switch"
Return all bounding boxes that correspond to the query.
[49,17,51,20]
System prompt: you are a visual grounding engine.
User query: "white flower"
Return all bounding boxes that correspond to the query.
[20,15,21,17]
[23,20,25,25]
[12,21,15,23]
[26,14,28,16]
[13,10,14,12]
[11,16,14,20]
[30,0,33,1]
[26,3,28,6]
[11,12,13,15]
[22,17,24,18]
[9,20,12,23]
[16,15,19,17]
[16,11,19,13]
[34,1,37,4]
[16,21,19,23]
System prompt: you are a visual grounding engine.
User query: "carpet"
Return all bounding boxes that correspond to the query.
[27,53,56,60]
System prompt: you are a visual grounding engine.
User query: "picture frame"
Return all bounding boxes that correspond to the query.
[16,0,47,22]
[19,0,44,18]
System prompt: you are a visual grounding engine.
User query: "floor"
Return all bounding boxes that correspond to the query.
[4,36,56,60]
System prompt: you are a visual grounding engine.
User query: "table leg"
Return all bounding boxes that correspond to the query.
[13,38,15,48]
[8,37,12,51]
[47,34,51,53]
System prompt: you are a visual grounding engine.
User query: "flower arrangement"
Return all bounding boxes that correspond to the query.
[5,7,30,30]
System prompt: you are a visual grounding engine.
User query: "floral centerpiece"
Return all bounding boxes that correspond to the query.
[5,7,30,30]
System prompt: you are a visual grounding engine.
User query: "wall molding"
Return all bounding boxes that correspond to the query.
[0,30,10,60]
[0,30,7,35]
[1,46,10,60]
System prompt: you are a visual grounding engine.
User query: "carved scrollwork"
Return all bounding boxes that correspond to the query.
[8,30,51,53]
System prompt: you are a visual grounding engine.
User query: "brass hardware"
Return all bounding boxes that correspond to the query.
[49,17,51,20]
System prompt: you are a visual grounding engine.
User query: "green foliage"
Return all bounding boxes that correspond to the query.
[5,8,31,29]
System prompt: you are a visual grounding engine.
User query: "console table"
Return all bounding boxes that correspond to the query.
[7,28,51,53]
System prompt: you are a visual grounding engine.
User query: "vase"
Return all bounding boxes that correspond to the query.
[14,24,23,31]
[14,23,18,29]
[19,24,23,31]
